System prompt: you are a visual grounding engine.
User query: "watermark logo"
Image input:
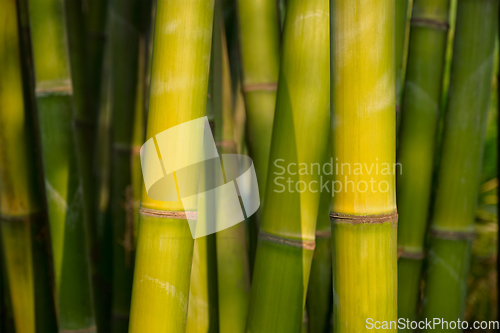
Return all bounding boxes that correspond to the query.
[272,158,401,195]
[140,116,260,238]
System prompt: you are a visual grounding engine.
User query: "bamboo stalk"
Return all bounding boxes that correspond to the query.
[396,0,450,325]
[0,3,58,332]
[186,232,218,333]
[212,3,250,332]
[28,0,97,330]
[330,1,397,332]
[86,0,109,117]
[306,187,332,333]
[237,0,280,205]
[15,3,62,331]
[65,0,98,263]
[236,0,281,273]
[246,0,330,331]
[421,0,498,327]
[395,0,411,109]
[94,41,114,333]
[108,0,142,330]
[185,11,219,333]
[0,256,16,333]
[128,0,215,331]
[84,5,110,328]
[306,141,333,333]
[65,2,108,329]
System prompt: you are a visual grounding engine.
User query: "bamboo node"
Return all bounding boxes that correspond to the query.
[0,211,45,223]
[60,325,97,333]
[429,228,475,241]
[315,229,331,238]
[113,143,142,155]
[410,18,449,31]
[330,212,398,225]
[397,248,425,260]
[258,230,315,250]
[216,141,237,150]
[35,80,73,96]
[242,82,278,92]
[139,207,198,220]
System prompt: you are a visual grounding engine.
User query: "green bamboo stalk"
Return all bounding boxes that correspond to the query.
[278,0,286,28]
[237,0,280,205]
[213,3,250,332]
[0,2,58,332]
[94,41,114,333]
[65,2,107,330]
[237,0,281,273]
[395,0,410,108]
[246,0,330,331]
[28,0,97,330]
[85,6,111,332]
[185,14,219,333]
[86,0,109,116]
[128,0,215,331]
[65,0,98,260]
[330,1,397,332]
[421,0,498,328]
[186,232,218,333]
[396,0,450,326]
[108,0,142,330]
[0,251,15,333]
[306,171,333,333]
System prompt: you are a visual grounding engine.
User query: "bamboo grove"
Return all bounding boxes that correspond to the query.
[0,0,498,332]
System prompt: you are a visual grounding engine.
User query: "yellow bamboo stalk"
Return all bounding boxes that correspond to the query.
[128,1,214,332]
[330,1,397,332]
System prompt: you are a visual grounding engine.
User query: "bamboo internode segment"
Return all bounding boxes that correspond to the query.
[139,207,198,220]
[258,231,316,250]
[330,212,398,225]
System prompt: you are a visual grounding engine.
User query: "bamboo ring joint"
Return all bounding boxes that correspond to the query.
[315,230,332,238]
[60,325,97,333]
[0,211,45,223]
[429,228,475,241]
[397,248,425,260]
[113,143,142,155]
[139,207,198,220]
[242,82,278,92]
[258,230,315,250]
[410,18,449,31]
[330,212,398,225]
